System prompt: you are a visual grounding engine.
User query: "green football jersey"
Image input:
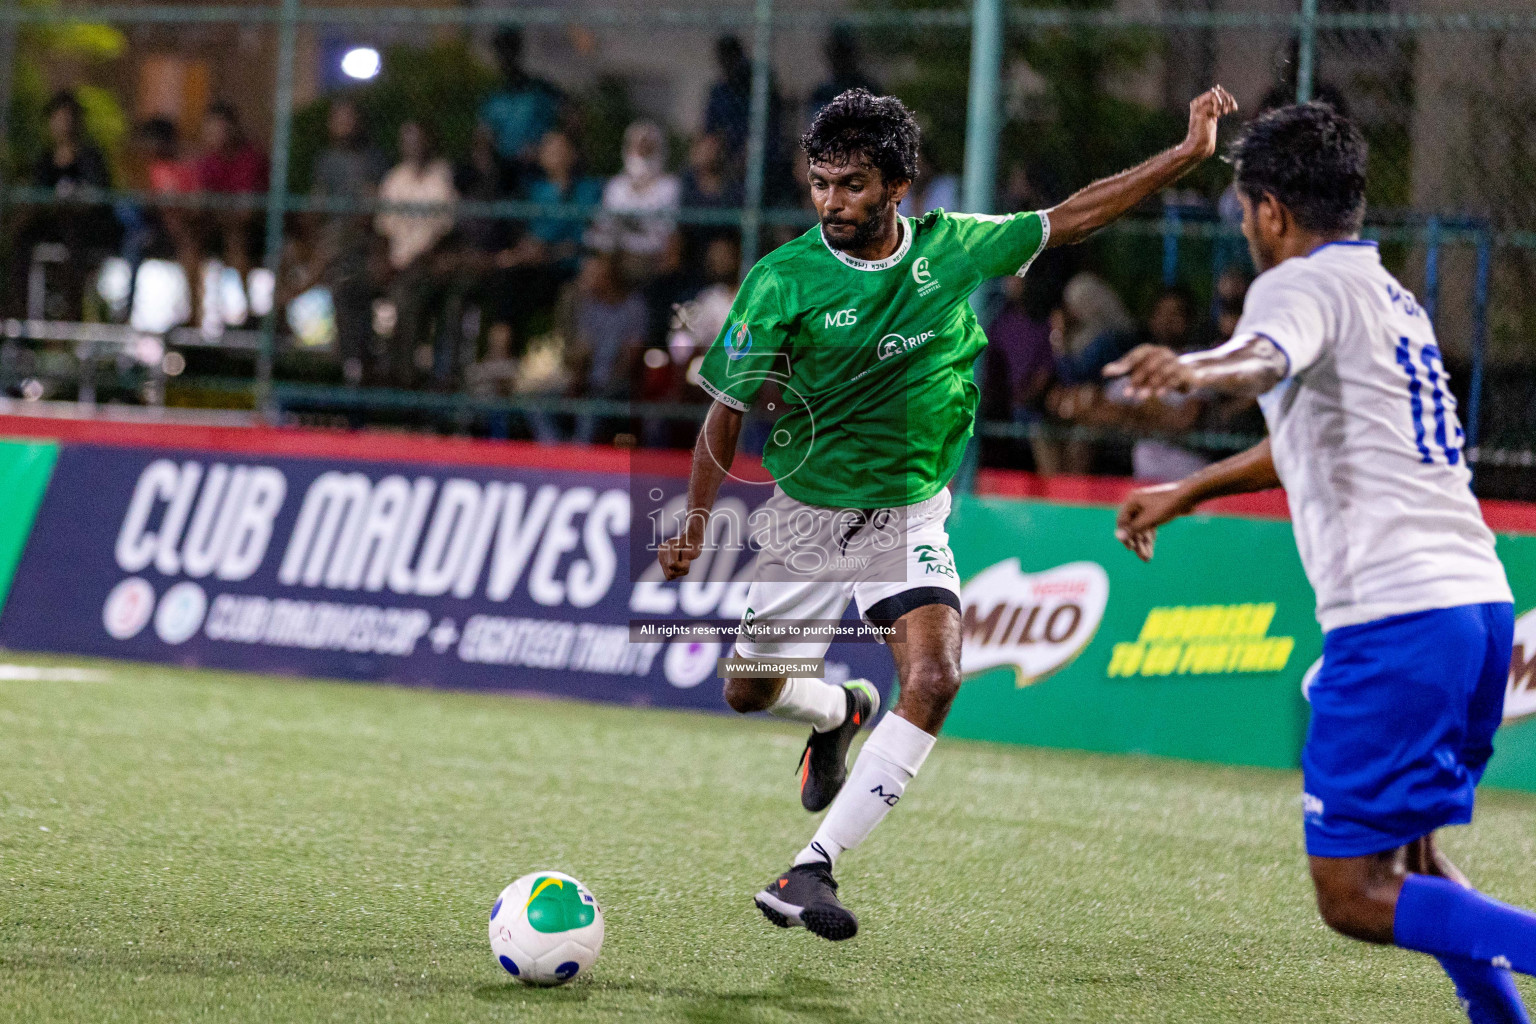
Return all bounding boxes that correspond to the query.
[697,208,1049,508]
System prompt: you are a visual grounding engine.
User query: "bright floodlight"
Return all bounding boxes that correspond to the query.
[341,47,381,80]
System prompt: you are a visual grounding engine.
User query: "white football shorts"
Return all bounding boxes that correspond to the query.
[733,486,961,661]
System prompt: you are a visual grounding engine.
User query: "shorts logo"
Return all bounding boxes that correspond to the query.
[1303,792,1325,819]
[914,544,956,578]
[877,330,935,361]
[725,323,753,361]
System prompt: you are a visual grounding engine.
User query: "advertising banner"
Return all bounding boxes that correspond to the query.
[1480,534,1536,792]
[942,496,1321,769]
[0,443,893,710]
[943,495,1536,788]
[0,440,58,612]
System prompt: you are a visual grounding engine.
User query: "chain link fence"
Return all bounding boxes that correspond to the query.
[4,1,1536,495]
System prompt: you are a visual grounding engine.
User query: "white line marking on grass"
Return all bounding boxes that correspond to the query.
[0,664,112,682]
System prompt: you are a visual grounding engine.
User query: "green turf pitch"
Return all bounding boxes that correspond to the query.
[3,656,1534,1023]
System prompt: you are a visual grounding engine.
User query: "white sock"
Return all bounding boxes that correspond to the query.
[766,677,847,733]
[794,712,937,868]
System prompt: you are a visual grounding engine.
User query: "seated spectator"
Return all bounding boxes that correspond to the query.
[590,121,680,284]
[14,91,113,319]
[454,122,514,260]
[466,322,521,439]
[1034,273,1134,475]
[195,102,268,315]
[479,128,600,345]
[311,99,387,384]
[375,120,458,387]
[127,118,201,325]
[678,133,743,271]
[568,251,647,443]
[1113,288,1213,481]
[480,28,563,187]
[516,129,602,276]
[1056,286,1262,483]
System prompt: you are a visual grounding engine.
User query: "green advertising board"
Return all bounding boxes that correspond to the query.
[943,494,1536,793]
[0,439,58,615]
[1479,532,1536,792]
[942,496,1320,769]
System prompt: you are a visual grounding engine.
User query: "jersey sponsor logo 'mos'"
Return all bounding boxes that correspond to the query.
[959,558,1110,686]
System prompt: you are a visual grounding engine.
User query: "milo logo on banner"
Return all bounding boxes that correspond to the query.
[958,559,1110,686]
[1505,608,1536,722]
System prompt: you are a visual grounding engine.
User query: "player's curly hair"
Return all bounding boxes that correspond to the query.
[801,88,920,184]
[1226,102,1367,234]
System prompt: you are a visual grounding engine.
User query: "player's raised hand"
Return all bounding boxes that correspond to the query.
[1103,344,1197,401]
[1115,482,1194,563]
[659,534,703,581]
[1180,85,1238,161]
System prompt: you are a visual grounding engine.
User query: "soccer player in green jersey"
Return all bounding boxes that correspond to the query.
[658,85,1237,940]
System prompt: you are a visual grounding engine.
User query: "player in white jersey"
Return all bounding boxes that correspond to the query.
[1107,104,1535,1024]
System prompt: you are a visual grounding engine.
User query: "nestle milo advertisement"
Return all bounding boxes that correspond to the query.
[943,494,1536,789]
[942,496,1318,769]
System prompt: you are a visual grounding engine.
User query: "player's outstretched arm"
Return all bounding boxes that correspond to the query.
[1115,439,1279,561]
[1044,85,1237,248]
[1102,334,1288,402]
[659,400,744,580]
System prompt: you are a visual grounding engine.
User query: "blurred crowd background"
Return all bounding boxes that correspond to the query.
[5,1,1536,496]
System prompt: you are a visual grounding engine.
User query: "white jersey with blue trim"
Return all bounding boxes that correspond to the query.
[1230,240,1511,632]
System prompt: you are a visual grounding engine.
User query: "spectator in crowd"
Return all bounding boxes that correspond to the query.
[1047,285,1262,483]
[130,118,201,324]
[454,122,513,257]
[678,132,743,268]
[808,25,880,121]
[375,119,458,387]
[480,28,563,187]
[310,99,387,385]
[14,91,113,319]
[465,322,521,438]
[899,144,959,217]
[36,91,111,196]
[670,234,741,371]
[517,129,601,279]
[481,127,601,345]
[1034,272,1134,474]
[1111,287,1213,481]
[195,102,268,297]
[1214,266,1250,340]
[985,272,1055,424]
[568,250,647,443]
[590,121,680,283]
[704,35,786,191]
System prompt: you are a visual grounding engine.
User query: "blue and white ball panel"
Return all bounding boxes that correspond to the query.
[1302,601,1513,858]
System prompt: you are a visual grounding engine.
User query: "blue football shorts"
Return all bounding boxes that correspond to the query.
[1302,601,1514,858]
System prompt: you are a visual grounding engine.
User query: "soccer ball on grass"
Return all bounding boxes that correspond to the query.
[488,871,604,986]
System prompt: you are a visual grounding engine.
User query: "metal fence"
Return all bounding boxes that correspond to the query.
[5,1,1536,495]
